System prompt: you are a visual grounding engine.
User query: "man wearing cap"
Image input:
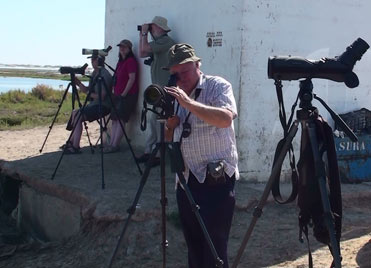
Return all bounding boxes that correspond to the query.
[137,15,175,163]
[66,55,113,153]
[165,43,239,268]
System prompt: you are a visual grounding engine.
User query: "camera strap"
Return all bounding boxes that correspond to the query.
[177,88,202,145]
[271,80,300,204]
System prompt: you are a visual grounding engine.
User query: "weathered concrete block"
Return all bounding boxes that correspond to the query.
[18,184,81,241]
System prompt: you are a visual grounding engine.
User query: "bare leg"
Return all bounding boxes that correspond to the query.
[110,119,124,148]
[71,110,83,149]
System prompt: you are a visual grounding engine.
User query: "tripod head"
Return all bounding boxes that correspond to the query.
[294,78,358,142]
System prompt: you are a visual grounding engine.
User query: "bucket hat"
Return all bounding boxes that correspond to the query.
[150,16,171,32]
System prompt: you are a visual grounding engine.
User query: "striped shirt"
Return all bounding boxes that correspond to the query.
[174,74,239,184]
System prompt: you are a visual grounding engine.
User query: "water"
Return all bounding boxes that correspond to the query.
[0,76,71,94]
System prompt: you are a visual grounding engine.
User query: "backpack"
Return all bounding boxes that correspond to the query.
[273,114,342,268]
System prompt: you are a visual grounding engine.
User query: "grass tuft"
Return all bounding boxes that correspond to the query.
[0,86,86,130]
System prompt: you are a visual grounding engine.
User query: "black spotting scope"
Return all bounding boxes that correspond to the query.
[59,63,88,75]
[268,38,369,88]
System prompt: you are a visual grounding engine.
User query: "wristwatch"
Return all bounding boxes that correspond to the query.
[142,32,148,36]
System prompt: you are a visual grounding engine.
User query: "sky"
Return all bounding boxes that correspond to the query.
[0,0,105,67]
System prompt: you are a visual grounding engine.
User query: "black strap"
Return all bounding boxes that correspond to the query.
[271,80,299,204]
[178,88,202,145]
[299,224,314,268]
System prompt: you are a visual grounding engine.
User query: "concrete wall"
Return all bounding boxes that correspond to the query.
[105,0,371,181]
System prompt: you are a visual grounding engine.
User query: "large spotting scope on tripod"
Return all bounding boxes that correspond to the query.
[232,38,369,268]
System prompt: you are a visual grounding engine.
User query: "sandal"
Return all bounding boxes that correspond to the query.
[60,141,73,150]
[103,145,120,154]
[64,145,81,155]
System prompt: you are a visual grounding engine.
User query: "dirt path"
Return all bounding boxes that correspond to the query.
[0,124,370,268]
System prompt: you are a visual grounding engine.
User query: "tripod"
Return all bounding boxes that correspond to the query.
[107,118,224,268]
[232,79,357,268]
[39,66,94,154]
[51,61,143,188]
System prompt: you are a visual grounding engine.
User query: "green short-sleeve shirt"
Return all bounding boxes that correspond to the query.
[149,34,175,87]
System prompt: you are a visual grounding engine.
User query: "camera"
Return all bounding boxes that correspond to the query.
[137,24,152,32]
[59,63,88,75]
[268,38,369,88]
[144,56,153,66]
[143,74,177,118]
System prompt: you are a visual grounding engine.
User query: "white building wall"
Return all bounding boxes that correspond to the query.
[105,0,371,181]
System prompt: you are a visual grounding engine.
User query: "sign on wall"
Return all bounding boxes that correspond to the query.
[206,31,223,47]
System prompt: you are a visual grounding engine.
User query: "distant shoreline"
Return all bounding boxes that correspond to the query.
[0,67,88,81]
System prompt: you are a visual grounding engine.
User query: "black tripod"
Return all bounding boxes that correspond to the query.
[107,117,224,268]
[51,60,142,188]
[232,79,357,268]
[39,64,94,154]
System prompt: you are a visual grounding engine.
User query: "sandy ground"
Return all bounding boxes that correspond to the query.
[0,123,370,268]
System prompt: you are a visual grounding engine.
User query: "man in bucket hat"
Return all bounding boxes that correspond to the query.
[137,16,175,164]
[164,43,239,268]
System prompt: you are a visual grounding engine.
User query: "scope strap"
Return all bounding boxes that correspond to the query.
[178,88,202,145]
[271,80,300,204]
[140,100,147,131]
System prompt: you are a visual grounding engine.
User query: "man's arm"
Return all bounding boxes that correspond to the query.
[139,25,152,58]
[75,77,88,93]
[165,86,234,128]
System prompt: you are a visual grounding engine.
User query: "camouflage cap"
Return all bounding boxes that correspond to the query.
[163,43,201,70]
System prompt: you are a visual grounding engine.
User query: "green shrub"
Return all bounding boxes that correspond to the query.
[0,90,28,104]
[0,88,74,130]
[31,84,63,103]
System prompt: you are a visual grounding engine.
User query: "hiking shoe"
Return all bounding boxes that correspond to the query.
[136,153,150,163]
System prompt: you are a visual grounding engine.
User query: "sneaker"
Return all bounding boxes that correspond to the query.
[136,153,150,163]
[146,157,160,168]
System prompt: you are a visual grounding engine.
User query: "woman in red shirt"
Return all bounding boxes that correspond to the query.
[104,39,139,153]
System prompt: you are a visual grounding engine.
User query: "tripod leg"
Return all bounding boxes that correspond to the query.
[104,83,143,175]
[95,115,111,147]
[306,122,342,268]
[232,121,299,268]
[96,78,106,190]
[51,92,91,180]
[107,145,160,268]
[39,83,71,153]
[175,170,224,268]
[72,79,94,154]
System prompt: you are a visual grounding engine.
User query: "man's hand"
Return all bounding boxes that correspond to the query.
[166,115,180,130]
[165,115,180,141]
[141,24,150,34]
[165,86,192,109]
